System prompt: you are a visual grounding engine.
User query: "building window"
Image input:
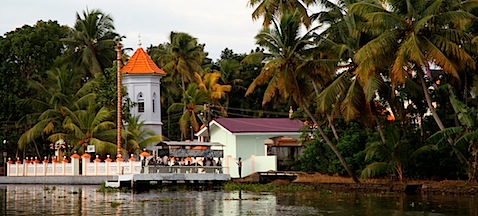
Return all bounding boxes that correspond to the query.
[137,92,144,113]
[138,101,144,112]
[152,99,155,113]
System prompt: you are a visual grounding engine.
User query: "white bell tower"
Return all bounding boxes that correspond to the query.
[120,48,167,135]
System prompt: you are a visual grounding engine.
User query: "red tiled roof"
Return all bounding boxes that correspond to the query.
[120,48,167,75]
[213,118,304,133]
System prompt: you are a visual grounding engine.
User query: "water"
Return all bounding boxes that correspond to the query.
[0,185,476,215]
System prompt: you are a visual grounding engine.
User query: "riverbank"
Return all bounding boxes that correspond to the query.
[2,172,478,195]
[233,172,478,195]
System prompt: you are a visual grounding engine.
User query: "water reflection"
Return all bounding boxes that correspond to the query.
[0,185,476,215]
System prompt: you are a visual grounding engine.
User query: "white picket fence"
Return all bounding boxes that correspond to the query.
[6,154,142,176]
[6,154,277,178]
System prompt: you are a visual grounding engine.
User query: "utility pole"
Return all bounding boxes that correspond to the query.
[204,104,211,142]
[116,42,123,157]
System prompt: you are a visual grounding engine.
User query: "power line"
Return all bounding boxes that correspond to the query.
[214,106,290,116]
[215,111,254,118]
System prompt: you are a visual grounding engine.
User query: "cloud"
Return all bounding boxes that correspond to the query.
[1,0,261,60]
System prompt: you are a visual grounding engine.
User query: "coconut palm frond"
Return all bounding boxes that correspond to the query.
[361,162,391,179]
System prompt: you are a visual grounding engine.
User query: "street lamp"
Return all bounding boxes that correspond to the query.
[2,140,7,176]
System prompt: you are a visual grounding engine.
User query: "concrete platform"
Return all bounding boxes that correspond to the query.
[0,176,117,185]
[106,173,231,188]
[133,173,230,181]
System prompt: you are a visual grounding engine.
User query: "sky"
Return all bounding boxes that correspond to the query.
[1,0,261,61]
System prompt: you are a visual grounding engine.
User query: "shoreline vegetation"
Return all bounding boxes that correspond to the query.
[97,172,478,195]
[229,172,478,196]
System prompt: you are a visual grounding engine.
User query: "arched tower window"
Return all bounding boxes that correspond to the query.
[137,92,144,113]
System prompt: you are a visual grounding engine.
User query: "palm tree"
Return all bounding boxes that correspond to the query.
[314,0,392,143]
[17,66,97,153]
[50,104,118,156]
[198,71,232,113]
[428,93,478,182]
[243,11,360,182]
[124,115,162,155]
[167,83,208,140]
[248,0,319,27]
[157,32,205,92]
[362,127,410,181]
[218,58,244,109]
[62,8,118,77]
[351,0,477,131]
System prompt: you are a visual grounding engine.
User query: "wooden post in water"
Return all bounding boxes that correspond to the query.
[116,42,123,157]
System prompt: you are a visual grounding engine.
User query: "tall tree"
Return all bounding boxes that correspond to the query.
[167,83,208,140]
[243,11,360,182]
[351,0,478,131]
[52,104,117,156]
[248,0,318,27]
[0,20,68,123]
[198,71,232,112]
[314,0,389,142]
[17,66,97,153]
[62,8,118,78]
[218,57,244,109]
[156,32,205,92]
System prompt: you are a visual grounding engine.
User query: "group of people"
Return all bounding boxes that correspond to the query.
[143,154,222,167]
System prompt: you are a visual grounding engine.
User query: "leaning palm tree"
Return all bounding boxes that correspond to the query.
[243,11,360,182]
[62,8,118,77]
[314,0,389,142]
[351,0,477,131]
[168,83,209,140]
[124,115,162,155]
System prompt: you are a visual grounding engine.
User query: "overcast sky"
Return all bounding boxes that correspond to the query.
[1,0,261,60]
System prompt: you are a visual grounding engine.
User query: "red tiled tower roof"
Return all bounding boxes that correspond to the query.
[120,48,167,75]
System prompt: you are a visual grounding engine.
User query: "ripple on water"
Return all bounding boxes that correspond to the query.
[0,185,477,216]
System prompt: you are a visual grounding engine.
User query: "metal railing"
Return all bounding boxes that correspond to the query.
[143,165,224,174]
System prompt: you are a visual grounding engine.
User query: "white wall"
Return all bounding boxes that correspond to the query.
[210,124,236,158]
[236,135,266,159]
[123,74,163,135]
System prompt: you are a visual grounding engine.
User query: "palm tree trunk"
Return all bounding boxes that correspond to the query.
[33,140,41,159]
[418,71,446,130]
[396,162,403,182]
[418,71,468,164]
[181,78,186,141]
[327,114,340,141]
[311,81,340,141]
[303,106,360,183]
[375,116,386,143]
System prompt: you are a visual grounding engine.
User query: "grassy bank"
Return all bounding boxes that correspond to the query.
[223,180,316,193]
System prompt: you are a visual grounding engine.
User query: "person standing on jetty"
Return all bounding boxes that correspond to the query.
[237,157,242,178]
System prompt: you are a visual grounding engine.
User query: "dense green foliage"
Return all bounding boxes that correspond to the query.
[3,0,478,182]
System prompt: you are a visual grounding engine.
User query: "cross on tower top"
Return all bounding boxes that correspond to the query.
[138,34,142,47]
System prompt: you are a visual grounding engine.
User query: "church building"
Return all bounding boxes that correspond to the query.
[120,48,167,136]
